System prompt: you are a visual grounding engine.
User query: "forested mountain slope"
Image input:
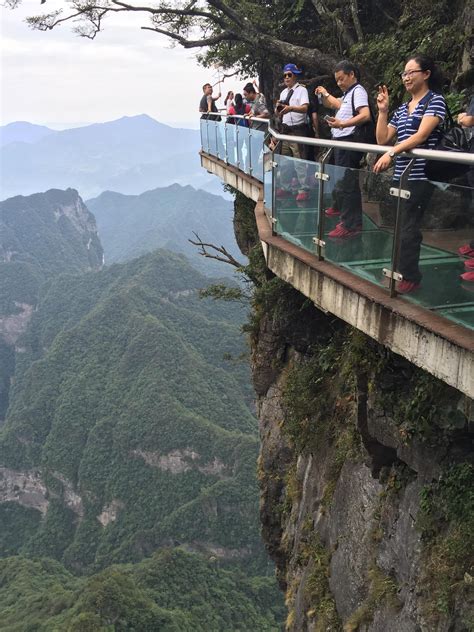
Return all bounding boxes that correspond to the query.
[0,249,265,574]
[0,551,284,631]
[87,184,238,275]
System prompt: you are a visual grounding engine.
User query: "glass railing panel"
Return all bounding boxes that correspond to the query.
[321,159,395,290]
[263,147,273,218]
[249,129,266,182]
[273,154,320,252]
[207,119,218,157]
[216,120,226,161]
[200,119,209,153]
[237,127,251,175]
[392,175,474,329]
[225,123,239,167]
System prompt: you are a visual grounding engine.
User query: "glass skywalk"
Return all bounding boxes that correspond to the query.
[200,115,474,331]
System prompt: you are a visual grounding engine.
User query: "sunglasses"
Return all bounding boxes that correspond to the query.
[283,72,294,78]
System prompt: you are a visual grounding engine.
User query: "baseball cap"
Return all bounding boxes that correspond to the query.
[283,63,302,75]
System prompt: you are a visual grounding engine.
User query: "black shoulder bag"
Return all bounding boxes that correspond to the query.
[424,103,472,182]
[351,86,376,144]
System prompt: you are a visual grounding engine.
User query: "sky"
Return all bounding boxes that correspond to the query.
[0,0,240,130]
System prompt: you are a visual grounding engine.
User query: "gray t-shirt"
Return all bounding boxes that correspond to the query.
[249,94,268,130]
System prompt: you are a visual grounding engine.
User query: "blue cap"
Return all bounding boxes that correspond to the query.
[283,63,302,75]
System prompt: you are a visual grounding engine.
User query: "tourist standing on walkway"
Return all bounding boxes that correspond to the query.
[199,83,221,118]
[373,54,446,294]
[224,91,235,115]
[243,83,269,130]
[277,63,310,202]
[315,60,371,237]
[228,93,251,125]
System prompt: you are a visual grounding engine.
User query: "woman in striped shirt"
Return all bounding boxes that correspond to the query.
[374,54,446,293]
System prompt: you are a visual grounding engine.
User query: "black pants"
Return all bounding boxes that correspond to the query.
[397,180,434,283]
[333,137,364,230]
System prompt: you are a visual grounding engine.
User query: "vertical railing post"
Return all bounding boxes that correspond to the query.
[271,143,280,236]
[224,118,228,164]
[248,125,253,176]
[385,159,415,297]
[206,117,210,154]
[215,117,219,159]
[236,123,240,170]
[313,148,333,261]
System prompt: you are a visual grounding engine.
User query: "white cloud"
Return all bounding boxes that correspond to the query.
[0,1,245,128]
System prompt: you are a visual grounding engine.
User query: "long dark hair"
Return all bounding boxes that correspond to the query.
[407,53,443,93]
[234,93,246,115]
[224,90,234,105]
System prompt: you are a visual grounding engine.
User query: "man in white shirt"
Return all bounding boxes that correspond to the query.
[316,60,371,237]
[277,64,310,201]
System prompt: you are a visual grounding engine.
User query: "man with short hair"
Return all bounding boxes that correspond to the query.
[242,82,269,130]
[315,60,371,237]
[199,83,221,119]
[277,63,310,201]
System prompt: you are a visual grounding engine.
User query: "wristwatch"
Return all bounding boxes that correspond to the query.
[388,151,396,159]
[323,92,329,98]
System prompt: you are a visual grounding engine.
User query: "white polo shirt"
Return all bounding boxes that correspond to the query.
[332,83,369,138]
[279,83,309,127]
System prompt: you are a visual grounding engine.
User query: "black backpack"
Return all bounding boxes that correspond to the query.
[351,86,376,144]
[423,100,472,182]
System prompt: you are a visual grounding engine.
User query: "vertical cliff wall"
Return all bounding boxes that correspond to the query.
[234,192,474,631]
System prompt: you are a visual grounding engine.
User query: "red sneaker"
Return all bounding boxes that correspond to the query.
[458,244,474,257]
[464,259,474,269]
[397,280,421,293]
[325,207,341,216]
[296,190,309,201]
[460,271,474,282]
[328,224,361,238]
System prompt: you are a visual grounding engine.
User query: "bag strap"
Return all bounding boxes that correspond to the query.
[351,85,375,123]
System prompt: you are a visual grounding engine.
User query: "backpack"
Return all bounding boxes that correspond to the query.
[351,86,376,144]
[423,101,472,182]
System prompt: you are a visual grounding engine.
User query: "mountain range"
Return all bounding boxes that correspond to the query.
[87,184,239,275]
[0,115,224,200]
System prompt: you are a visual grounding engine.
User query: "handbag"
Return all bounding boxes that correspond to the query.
[424,104,472,183]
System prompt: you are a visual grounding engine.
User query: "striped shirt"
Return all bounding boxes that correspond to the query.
[389,91,446,180]
[332,83,369,139]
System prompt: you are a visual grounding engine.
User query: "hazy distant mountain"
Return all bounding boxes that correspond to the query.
[0,121,54,147]
[87,184,239,275]
[0,114,223,200]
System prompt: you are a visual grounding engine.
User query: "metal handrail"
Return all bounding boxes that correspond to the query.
[200,111,271,125]
[267,126,474,165]
[201,113,474,166]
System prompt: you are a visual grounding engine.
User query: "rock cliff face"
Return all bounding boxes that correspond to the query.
[235,194,474,631]
[0,188,103,422]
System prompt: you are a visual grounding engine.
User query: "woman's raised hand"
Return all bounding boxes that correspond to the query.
[377,85,389,113]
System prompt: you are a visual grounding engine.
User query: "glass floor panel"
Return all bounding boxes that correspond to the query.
[436,305,474,329]
[274,206,474,330]
[400,257,474,309]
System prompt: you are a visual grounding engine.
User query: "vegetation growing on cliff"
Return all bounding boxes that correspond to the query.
[0,189,103,316]
[0,550,284,631]
[418,462,474,627]
[0,249,269,575]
